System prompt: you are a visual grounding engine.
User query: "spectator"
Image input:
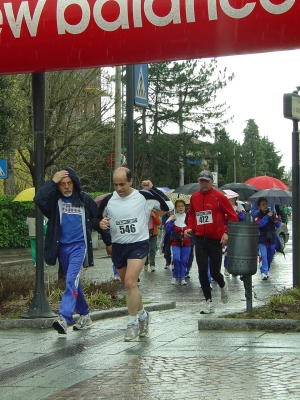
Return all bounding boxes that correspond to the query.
[254,197,281,280]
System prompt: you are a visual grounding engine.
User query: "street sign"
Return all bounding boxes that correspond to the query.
[0,159,7,179]
[134,64,148,107]
[283,93,300,121]
[212,172,218,187]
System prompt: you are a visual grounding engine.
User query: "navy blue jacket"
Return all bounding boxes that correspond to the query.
[34,167,111,266]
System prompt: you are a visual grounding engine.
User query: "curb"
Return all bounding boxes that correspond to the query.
[198,318,300,332]
[0,301,176,330]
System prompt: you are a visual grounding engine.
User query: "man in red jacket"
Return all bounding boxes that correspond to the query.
[184,170,238,314]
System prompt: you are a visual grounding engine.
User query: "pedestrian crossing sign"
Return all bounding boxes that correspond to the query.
[0,159,7,179]
[134,64,148,107]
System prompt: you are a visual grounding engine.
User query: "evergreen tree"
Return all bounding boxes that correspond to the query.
[240,119,265,180]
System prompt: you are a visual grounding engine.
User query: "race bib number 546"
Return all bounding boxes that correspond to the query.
[196,210,213,225]
[116,218,139,234]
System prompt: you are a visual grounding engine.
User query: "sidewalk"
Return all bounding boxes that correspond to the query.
[1,226,299,399]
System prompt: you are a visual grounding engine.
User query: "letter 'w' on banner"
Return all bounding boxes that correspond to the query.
[134,64,148,108]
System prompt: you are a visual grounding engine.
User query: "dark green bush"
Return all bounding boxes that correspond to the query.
[0,196,33,248]
[0,192,105,248]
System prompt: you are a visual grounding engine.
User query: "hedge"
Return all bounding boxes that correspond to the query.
[0,192,104,249]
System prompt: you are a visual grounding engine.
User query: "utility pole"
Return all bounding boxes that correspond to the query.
[126,65,134,174]
[114,66,122,169]
[233,146,236,182]
[179,93,184,186]
[214,130,218,180]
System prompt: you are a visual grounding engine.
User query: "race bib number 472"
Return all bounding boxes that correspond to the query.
[196,210,213,225]
[116,218,139,234]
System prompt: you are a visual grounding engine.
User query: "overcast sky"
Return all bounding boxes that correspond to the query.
[213,49,300,172]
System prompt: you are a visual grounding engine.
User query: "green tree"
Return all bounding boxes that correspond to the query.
[133,59,234,187]
[138,59,233,138]
[11,68,115,189]
[240,119,266,180]
[259,136,284,179]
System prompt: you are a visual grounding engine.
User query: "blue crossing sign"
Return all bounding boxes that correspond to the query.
[134,64,148,107]
[0,159,8,179]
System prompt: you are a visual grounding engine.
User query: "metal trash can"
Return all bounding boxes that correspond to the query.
[227,221,259,276]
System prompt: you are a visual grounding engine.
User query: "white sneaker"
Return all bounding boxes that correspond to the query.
[220,282,229,304]
[150,265,155,272]
[224,269,230,277]
[144,265,148,272]
[139,312,151,337]
[53,315,67,334]
[171,277,177,285]
[124,324,140,341]
[261,273,268,280]
[180,280,187,286]
[73,314,92,330]
[200,300,214,314]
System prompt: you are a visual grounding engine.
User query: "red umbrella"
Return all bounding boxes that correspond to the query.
[94,193,111,206]
[244,176,289,190]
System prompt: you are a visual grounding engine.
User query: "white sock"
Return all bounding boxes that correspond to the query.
[128,315,138,325]
[137,309,147,321]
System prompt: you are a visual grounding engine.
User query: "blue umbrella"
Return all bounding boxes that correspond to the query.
[249,189,292,206]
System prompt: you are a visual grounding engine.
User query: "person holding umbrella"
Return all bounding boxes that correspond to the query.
[254,197,281,280]
[184,170,238,314]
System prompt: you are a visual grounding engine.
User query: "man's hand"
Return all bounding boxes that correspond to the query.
[171,215,177,221]
[141,180,153,190]
[220,232,228,246]
[52,170,69,184]
[184,229,192,238]
[100,217,110,230]
[106,245,112,256]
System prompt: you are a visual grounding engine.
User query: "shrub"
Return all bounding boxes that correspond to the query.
[0,192,105,249]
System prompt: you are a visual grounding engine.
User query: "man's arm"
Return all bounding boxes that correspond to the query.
[139,180,173,212]
[34,180,57,219]
[91,194,112,246]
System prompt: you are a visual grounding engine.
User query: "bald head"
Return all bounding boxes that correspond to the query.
[113,167,133,197]
[113,167,132,181]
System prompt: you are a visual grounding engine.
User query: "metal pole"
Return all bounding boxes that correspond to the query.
[233,146,236,183]
[243,275,253,313]
[22,73,56,318]
[244,211,253,312]
[115,66,122,169]
[126,65,134,175]
[292,120,300,287]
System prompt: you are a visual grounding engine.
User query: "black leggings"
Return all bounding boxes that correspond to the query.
[195,236,225,301]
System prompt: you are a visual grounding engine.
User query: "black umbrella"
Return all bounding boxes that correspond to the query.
[220,183,258,201]
[174,183,224,195]
[249,189,292,206]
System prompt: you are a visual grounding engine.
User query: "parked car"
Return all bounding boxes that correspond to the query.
[276,224,289,250]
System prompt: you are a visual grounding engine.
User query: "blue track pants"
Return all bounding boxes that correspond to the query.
[59,243,89,324]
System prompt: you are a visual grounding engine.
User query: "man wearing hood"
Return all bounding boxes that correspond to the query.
[35,168,111,335]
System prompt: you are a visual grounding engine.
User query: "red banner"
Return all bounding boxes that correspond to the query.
[0,0,299,74]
